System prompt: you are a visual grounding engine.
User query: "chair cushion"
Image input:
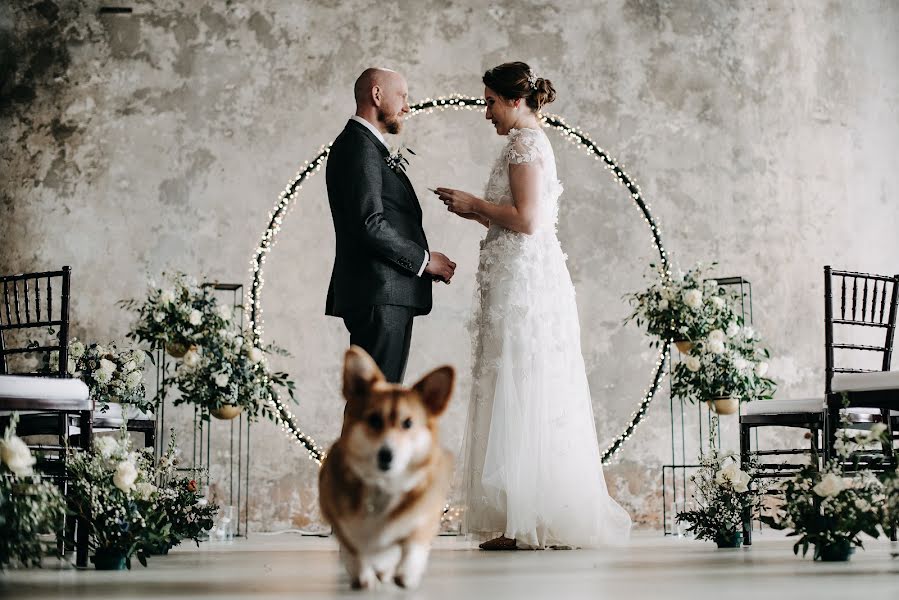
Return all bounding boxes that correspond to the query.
[0,374,89,408]
[832,370,899,393]
[742,397,824,415]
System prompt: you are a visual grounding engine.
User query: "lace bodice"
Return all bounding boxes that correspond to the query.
[483,127,563,238]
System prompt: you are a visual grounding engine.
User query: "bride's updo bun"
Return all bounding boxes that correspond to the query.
[483,61,557,112]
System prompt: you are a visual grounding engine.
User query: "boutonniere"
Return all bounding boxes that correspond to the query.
[385,146,415,174]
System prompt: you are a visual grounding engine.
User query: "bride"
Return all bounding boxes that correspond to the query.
[434,62,631,550]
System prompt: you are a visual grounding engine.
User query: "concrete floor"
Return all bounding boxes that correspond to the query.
[2,531,898,600]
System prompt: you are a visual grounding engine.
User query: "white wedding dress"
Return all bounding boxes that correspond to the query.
[460,127,631,548]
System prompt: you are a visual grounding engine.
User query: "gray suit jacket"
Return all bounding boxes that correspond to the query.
[324,119,432,318]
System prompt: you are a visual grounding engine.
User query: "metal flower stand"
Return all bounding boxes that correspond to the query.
[661,276,754,535]
[152,282,252,540]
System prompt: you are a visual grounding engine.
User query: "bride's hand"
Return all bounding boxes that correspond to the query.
[433,187,480,215]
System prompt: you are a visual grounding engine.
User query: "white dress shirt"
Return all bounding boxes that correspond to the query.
[350,115,429,277]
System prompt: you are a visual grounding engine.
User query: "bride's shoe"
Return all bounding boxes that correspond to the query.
[478,536,517,551]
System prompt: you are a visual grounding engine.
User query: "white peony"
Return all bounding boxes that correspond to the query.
[813,473,845,498]
[121,360,136,372]
[685,356,702,372]
[159,288,176,305]
[755,362,769,377]
[734,357,750,373]
[708,329,726,343]
[70,340,85,359]
[94,368,112,384]
[709,296,725,309]
[125,370,143,390]
[113,461,138,493]
[708,339,726,354]
[99,358,116,374]
[742,326,755,340]
[153,311,165,323]
[216,304,232,321]
[215,373,230,388]
[725,322,740,338]
[247,347,264,364]
[95,436,119,458]
[658,299,669,310]
[183,349,201,368]
[683,289,703,309]
[189,310,203,326]
[1,435,36,477]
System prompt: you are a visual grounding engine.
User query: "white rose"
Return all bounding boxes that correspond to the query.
[708,339,726,354]
[70,340,85,359]
[742,326,755,340]
[708,329,726,343]
[755,362,769,377]
[113,461,138,493]
[709,296,725,309]
[683,289,703,309]
[216,304,232,321]
[658,299,669,310]
[0,435,36,477]
[183,349,201,368]
[135,482,157,501]
[160,288,176,305]
[813,473,845,498]
[189,310,203,326]
[125,370,143,390]
[99,358,116,373]
[854,498,870,512]
[247,347,264,364]
[215,373,230,388]
[153,311,165,323]
[94,369,112,384]
[95,436,119,458]
[121,360,136,373]
[685,356,701,372]
[726,322,740,338]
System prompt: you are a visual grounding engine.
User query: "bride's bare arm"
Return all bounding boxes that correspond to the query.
[435,161,541,235]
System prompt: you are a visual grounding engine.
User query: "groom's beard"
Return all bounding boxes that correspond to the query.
[378,109,402,134]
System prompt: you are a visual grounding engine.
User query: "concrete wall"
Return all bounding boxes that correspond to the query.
[2,0,898,530]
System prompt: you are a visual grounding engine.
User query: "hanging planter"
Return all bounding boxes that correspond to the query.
[707,396,739,415]
[165,342,195,358]
[674,340,694,354]
[210,404,243,420]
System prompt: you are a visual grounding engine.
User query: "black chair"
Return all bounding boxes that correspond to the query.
[0,266,93,567]
[740,266,899,545]
[824,267,899,468]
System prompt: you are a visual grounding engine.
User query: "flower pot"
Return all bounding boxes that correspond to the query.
[817,539,854,562]
[674,340,694,354]
[706,397,739,415]
[211,404,242,420]
[92,549,127,570]
[165,342,195,359]
[715,531,743,548]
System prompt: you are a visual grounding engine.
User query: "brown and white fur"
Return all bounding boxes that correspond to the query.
[319,346,455,590]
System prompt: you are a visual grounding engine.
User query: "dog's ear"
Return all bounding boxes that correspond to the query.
[413,366,455,416]
[343,346,385,402]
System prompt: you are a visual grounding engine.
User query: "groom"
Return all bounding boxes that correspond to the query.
[325,68,456,383]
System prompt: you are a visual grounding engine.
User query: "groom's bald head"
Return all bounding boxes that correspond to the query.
[354,67,410,134]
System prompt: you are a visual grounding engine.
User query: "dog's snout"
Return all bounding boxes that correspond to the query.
[377,446,393,471]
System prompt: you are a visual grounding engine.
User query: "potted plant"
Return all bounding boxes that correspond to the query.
[671,324,775,414]
[676,422,760,547]
[762,422,888,561]
[67,433,169,569]
[0,414,67,569]
[170,328,296,422]
[625,262,738,352]
[120,272,232,358]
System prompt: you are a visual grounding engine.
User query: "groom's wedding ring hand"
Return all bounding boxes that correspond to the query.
[424,251,456,284]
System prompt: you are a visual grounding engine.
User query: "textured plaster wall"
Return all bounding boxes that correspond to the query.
[2,0,898,531]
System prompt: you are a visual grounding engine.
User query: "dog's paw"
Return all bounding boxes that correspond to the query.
[394,543,429,589]
[351,568,378,590]
[393,573,421,589]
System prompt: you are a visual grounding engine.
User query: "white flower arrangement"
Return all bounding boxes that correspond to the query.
[52,340,152,413]
[1,414,67,568]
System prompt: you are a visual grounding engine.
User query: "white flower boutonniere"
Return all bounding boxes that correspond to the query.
[385,146,415,174]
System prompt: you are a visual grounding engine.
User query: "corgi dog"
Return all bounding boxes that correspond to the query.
[319,346,455,590]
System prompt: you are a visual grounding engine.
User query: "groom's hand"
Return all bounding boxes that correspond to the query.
[425,252,456,284]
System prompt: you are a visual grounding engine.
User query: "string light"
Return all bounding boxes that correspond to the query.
[246,94,672,466]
